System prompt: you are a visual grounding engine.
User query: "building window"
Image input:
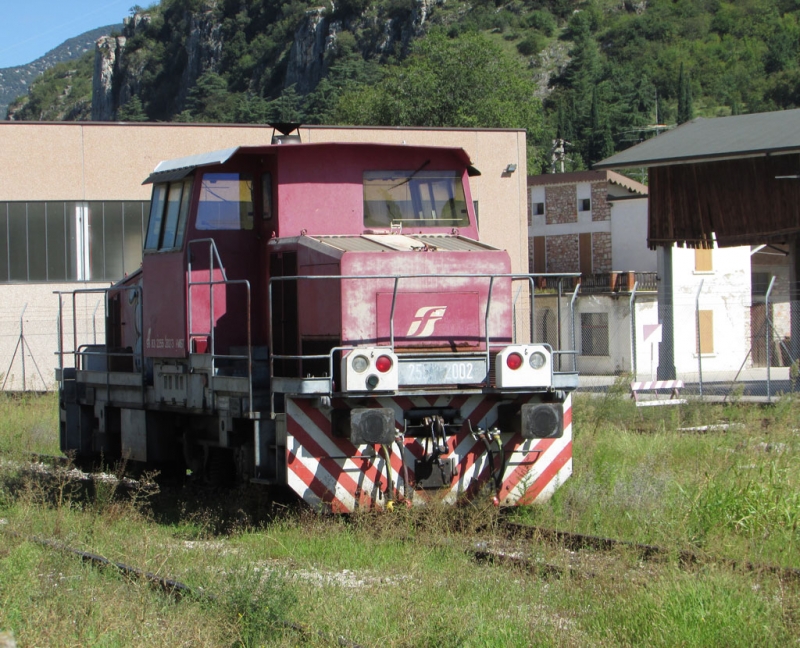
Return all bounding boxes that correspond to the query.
[579,198,591,212]
[532,236,546,274]
[695,248,713,272]
[752,272,771,296]
[698,310,714,354]
[581,312,609,356]
[0,201,147,283]
[528,200,544,227]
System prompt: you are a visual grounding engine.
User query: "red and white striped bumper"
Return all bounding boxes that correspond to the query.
[285,393,572,513]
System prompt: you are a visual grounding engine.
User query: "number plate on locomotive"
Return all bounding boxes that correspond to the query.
[399,359,487,386]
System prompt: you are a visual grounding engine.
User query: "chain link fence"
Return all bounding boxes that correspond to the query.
[533,276,800,402]
[4,275,800,402]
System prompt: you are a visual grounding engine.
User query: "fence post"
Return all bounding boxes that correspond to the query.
[570,282,580,373]
[629,282,638,381]
[557,278,563,372]
[92,300,101,345]
[765,275,776,402]
[695,280,704,398]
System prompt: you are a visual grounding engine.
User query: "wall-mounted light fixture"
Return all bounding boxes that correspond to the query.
[504,164,517,174]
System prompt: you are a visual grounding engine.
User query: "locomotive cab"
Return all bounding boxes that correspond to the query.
[57,138,579,511]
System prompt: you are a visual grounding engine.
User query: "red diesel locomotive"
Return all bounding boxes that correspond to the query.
[57,130,578,512]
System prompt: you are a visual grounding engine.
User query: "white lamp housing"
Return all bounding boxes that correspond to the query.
[495,345,553,389]
[341,348,399,392]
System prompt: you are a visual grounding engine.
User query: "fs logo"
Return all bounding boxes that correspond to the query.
[406,306,447,338]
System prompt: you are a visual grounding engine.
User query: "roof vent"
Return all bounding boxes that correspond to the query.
[271,122,301,145]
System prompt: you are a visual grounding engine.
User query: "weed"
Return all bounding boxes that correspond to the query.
[218,565,297,647]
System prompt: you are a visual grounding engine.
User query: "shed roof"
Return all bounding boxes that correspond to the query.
[594,108,800,170]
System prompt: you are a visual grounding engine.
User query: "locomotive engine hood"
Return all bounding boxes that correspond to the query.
[282,233,513,352]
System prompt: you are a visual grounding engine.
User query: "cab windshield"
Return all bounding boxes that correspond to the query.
[196,173,254,231]
[363,170,469,228]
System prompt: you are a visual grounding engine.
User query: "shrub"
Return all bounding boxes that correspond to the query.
[517,32,548,56]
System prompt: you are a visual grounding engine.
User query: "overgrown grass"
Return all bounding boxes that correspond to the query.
[517,389,800,566]
[0,392,59,457]
[1,392,799,646]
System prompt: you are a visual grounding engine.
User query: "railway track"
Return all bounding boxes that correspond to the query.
[6,455,799,587]
[0,523,364,648]
[482,518,800,584]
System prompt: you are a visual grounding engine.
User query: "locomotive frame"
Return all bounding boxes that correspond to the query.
[56,133,579,511]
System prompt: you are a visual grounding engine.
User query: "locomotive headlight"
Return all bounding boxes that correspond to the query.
[351,355,369,373]
[342,348,399,392]
[529,351,547,370]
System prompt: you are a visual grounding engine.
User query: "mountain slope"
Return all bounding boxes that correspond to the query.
[7,0,800,172]
[0,24,121,118]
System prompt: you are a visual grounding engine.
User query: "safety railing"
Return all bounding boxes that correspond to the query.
[267,272,580,411]
[55,284,146,406]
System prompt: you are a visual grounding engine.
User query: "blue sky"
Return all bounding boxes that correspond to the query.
[0,1,160,69]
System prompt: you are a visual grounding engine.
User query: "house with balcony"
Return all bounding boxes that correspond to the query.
[527,170,753,380]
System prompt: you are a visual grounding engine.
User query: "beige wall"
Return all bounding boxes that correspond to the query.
[0,122,528,390]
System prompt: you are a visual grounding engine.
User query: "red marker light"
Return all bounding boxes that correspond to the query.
[506,352,523,370]
[375,355,393,373]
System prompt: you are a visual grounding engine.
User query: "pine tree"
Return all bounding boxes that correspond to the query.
[117,96,147,121]
[587,86,614,168]
[677,62,694,124]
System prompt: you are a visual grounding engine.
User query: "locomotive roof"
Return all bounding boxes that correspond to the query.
[305,234,499,253]
[143,142,478,184]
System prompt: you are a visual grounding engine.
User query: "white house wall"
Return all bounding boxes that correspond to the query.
[534,293,656,378]
[631,297,661,381]
[610,198,656,272]
[671,245,752,376]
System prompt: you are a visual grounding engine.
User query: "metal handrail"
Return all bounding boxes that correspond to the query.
[267,272,580,409]
[55,284,146,405]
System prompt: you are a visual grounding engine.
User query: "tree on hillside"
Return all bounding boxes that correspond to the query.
[334,30,543,170]
[182,72,238,122]
[677,62,693,124]
[586,86,614,167]
[118,96,147,121]
[564,10,601,119]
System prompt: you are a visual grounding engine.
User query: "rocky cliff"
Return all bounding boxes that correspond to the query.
[90,0,437,121]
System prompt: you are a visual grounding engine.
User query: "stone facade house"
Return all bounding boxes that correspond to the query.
[527,170,650,277]
[527,170,755,381]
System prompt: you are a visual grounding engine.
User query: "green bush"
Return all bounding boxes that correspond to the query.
[523,9,556,36]
[517,32,548,56]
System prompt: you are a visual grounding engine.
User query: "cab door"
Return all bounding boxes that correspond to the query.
[141,178,193,358]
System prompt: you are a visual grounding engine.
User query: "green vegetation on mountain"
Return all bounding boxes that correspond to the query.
[7,0,800,171]
[7,52,95,121]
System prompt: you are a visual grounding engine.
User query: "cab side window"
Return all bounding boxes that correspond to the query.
[144,178,193,251]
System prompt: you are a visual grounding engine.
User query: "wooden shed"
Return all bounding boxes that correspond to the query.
[595,109,800,249]
[594,108,800,378]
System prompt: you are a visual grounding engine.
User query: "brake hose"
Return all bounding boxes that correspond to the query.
[380,444,394,504]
